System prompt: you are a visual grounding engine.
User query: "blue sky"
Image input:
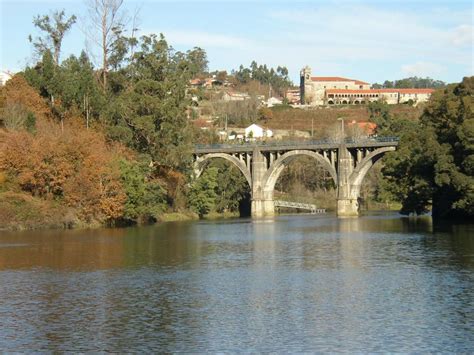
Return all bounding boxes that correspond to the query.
[1,0,473,84]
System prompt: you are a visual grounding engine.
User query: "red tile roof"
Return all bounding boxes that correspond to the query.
[394,88,435,94]
[189,78,202,85]
[311,76,370,85]
[326,88,435,94]
[348,121,377,135]
[326,89,378,94]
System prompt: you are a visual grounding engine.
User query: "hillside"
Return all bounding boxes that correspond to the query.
[255,104,424,137]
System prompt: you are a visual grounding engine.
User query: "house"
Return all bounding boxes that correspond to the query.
[266,97,283,107]
[203,78,224,88]
[245,124,273,139]
[189,78,203,87]
[286,89,300,104]
[222,91,251,101]
[347,120,377,136]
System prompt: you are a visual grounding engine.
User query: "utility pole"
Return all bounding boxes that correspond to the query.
[338,117,345,143]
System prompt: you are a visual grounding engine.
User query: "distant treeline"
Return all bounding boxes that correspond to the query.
[372,77,446,89]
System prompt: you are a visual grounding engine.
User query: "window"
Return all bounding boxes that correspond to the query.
[345,85,348,89]
[359,85,363,89]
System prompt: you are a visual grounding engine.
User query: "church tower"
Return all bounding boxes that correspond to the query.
[300,66,311,104]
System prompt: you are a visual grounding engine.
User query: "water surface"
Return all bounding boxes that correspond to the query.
[0,213,473,352]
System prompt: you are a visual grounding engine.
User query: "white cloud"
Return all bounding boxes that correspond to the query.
[261,3,472,81]
[449,25,474,47]
[139,2,472,83]
[401,61,445,77]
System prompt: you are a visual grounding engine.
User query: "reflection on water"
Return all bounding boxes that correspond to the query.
[0,213,473,352]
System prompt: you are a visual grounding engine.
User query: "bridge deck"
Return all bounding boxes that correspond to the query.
[194,137,399,154]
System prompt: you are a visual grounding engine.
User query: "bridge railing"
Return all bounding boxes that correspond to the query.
[274,200,326,214]
[195,136,399,151]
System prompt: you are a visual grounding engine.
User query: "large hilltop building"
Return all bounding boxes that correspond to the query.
[300,66,434,106]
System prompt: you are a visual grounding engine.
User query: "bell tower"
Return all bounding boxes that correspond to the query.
[300,66,312,105]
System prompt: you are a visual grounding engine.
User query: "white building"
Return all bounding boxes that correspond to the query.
[325,88,434,106]
[300,66,370,105]
[245,124,273,139]
[222,91,251,101]
[266,97,283,107]
[300,66,434,106]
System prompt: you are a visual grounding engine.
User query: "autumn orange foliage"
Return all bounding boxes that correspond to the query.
[0,75,130,225]
[0,120,127,223]
[0,74,52,122]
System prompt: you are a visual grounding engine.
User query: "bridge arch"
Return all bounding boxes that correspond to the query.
[262,150,337,194]
[194,153,252,188]
[349,146,396,196]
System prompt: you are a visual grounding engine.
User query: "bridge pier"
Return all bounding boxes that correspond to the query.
[251,147,275,217]
[337,199,359,216]
[251,199,275,217]
[337,145,359,217]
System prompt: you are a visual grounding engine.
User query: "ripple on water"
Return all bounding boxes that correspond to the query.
[0,214,473,352]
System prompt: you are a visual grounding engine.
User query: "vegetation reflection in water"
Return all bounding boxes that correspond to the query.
[0,213,473,352]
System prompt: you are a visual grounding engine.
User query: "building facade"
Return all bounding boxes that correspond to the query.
[300,66,434,106]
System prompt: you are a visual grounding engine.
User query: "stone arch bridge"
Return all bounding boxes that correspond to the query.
[193,137,399,217]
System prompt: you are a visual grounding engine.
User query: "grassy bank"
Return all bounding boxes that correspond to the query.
[0,191,77,231]
[158,212,199,222]
[204,211,241,219]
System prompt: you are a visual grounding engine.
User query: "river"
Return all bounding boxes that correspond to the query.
[0,212,473,352]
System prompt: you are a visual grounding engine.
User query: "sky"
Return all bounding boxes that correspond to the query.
[1,0,473,84]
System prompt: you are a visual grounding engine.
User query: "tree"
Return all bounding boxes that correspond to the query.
[24,50,66,129]
[0,103,36,133]
[60,51,103,128]
[371,77,445,90]
[29,10,77,65]
[0,74,52,124]
[233,61,292,97]
[188,167,218,217]
[381,77,473,218]
[106,34,193,171]
[119,159,166,223]
[186,47,208,77]
[207,159,250,213]
[258,107,273,122]
[84,0,127,91]
[367,100,391,134]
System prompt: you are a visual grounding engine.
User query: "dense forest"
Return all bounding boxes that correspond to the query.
[0,3,472,230]
[370,77,473,219]
[0,5,243,229]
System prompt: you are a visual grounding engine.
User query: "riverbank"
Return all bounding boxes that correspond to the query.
[0,191,243,231]
[0,190,196,231]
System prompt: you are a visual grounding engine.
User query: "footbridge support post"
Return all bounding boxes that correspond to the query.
[251,148,274,217]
